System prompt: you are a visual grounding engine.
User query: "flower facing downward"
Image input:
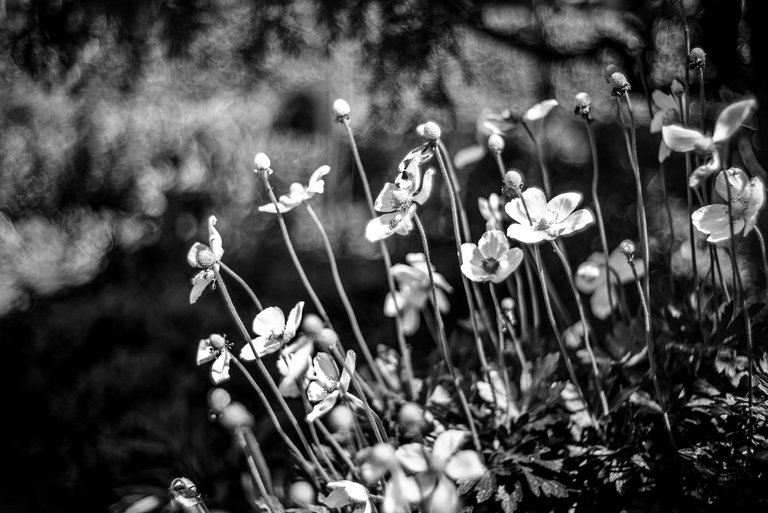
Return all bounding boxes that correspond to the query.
[240,302,304,360]
[574,247,645,320]
[505,188,594,243]
[196,334,231,384]
[258,165,331,213]
[306,350,356,422]
[365,146,436,241]
[460,230,523,283]
[187,216,224,304]
[691,168,765,243]
[321,481,371,513]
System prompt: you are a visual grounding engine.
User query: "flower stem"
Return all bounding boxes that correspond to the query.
[296,384,342,480]
[659,161,676,295]
[753,227,768,288]
[235,427,277,512]
[677,0,692,122]
[624,256,677,448]
[219,261,263,312]
[413,213,482,452]
[549,241,610,417]
[313,418,360,475]
[303,202,387,393]
[260,172,332,327]
[522,121,552,197]
[341,118,416,399]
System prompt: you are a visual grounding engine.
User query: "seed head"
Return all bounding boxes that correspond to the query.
[332,98,351,119]
[689,47,707,70]
[574,92,592,119]
[503,169,524,197]
[609,72,631,96]
[619,239,636,259]
[670,79,685,97]
[209,333,227,350]
[488,133,505,153]
[422,121,441,143]
[254,153,271,173]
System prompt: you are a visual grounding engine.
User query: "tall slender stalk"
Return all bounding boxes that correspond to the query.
[235,428,277,512]
[659,162,676,295]
[220,262,263,312]
[412,213,482,452]
[521,121,552,197]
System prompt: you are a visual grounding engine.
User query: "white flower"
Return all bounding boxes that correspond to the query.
[322,481,371,513]
[306,351,356,422]
[460,230,523,283]
[505,188,594,243]
[258,165,331,213]
[523,99,559,122]
[187,216,224,304]
[478,193,504,231]
[240,302,304,360]
[196,334,231,384]
[691,168,765,243]
[574,247,645,320]
[276,337,314,397]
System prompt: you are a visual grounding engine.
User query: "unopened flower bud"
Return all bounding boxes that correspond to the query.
[619,239,636,259]
[422,121,441,143]
[208,387,232,413]
[254,153,271,172]
[288,481,315,507]
[488,133,505,153]
[671,79,685,97]
[301,314,324,336]
[689,47,707,69]
[332,98,351,119]
[574,92,592,119]
[609,72,631,96]
[327,404,355,432]
[502,170,524,197]
[501,297,515,311]
[219,401,254,430]
[317,328,339,350]
[398,402,424,426]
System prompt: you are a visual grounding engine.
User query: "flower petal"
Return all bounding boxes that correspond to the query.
[401,307,420,335]
[715,168,749,200]
[589,282,614,320]
[313,352,340,381]
[523,99,558,122]
[208,216,224,260]
[340,350,356,391]
[548,192,582,222]
[744,178,766,235]
[284,301,305,340]
[306,392,338,422]
[210,352,231,384]
[713,99,757,143]
[505,198,532,226]
[662,125,704,152]
[252,306,286,337]
[196,340,215,365]
[306,165,331,196]
[428,476,458,513]
[187,242,207,268]
[658,140,672,163]
[411,168,436,205]
[433,430,467,460]
[374,183,399,212]
[506,223,546,244]
[691,205,729,235]
[556,208,594,237]
[688,153,721,188]
[520,187,548,219]
[190,270,214,304]
[365,212,401,241]
[307,380,327,403]
[574,255,604,294]
[478,230,509,260]
[453,144,486,170]
[444,451,486,481]
[395,444,430,473]
[493,248,523,283]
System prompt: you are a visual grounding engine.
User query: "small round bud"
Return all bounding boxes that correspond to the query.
[563,323,585,350]
[619,239,636,258]
[207,387,232,413]
[287,481,315,507]
[504,170,524,191]
[219,402,254,430]
[421,121,441,142]
[670,79,685,97]
[254,153,271,172]
[208,334,227,350]
[316,328,339,350]
[501,297,515,311]
[575,92,592,108]
[609,72,631,96]
[488,133,505,153]
[301,314,324,336]
[332,98,351,119]
[398,402,425,426]
[327,404,355,432]
[689,47,707,69]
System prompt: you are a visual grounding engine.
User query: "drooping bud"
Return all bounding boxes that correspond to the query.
[301,313,325,336]
[689,47,707,70]
[609,72,631,96]
[219,401,254,430]
[316,328,339,351]
[670,79,685,97]
[502,169,524,197]
[421,121,441,143]
[619,239,636,259]
[254,153,271,173]
[488,133,505,153]
[574,92,592,119]
[208,387,232,414]
[332,98,351,119]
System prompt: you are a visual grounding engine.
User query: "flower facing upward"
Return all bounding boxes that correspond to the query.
[460,230,523,283]
[691,168,765,243]
[384,253,453,335]
[505,188,594,243]
[306,351,356,422]
[240,302,304,360]
[575,247,645,320]
[196,334,231,384]
[258,165,331,213]
[187,216,224,304]
[365,146,436,241]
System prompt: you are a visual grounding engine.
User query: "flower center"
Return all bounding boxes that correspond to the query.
[321,378,338,394]
[388,212,404,229]
[269,328,285,342]
[196,247,218,267]
[481,257,500,274]
[730,191,750,218]
[532,209,557,231]
[391,189,412,209]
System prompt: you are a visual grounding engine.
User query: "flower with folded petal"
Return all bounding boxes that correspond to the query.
[187,216,224,304]
[322,481,371,513]
[384,253,453,335]
[365,146,436,241]
[306,351,356,422]
[240,302,304,360]
[691,168,765,243]
[396,430,485,513]
[662,99,757,187]
[196,334,231,384]
[460,230,523,283]
[505,188,594,243]
[574,247,645,320]
[478,193,504,231]
[258,165,331,213]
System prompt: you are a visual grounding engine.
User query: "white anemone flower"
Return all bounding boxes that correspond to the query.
[321,481,371,513]
[196,334,231,384]
[574,247,645,320]
[187,216,224,304]
[306,351,356,422]
[240,302,304,360]
[505,188,594,243]
[460,230,523,283]
[258,165,331,213]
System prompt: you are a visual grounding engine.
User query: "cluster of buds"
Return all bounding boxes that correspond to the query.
[689,47,707,70]
[502,169,524,198]
[609,72,631,97]
[574,92,592,121]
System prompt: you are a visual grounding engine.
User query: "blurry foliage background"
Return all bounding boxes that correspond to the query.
[0,0,765,511]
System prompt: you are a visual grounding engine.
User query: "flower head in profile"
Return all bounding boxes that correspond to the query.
[662,99,756,187]
[196,334,231,384]
[575,247,645,319]
[240,302,304,360]
[276,336,314,397]
[258,165,331,213]
[384,253,453,335]
[478,193,504,231]
[306,350,356,422]
[505,188,594,243]
[365,146,436,241]
[692,168,765,243]
[321,481,371,513]
[460,230,523,283]
[187,216,224,304]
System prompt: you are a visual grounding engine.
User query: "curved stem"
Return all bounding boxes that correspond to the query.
[753,227,768,287]
[219,262,263,312]
[413,213,482,452]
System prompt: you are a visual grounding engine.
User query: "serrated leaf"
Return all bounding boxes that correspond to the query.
[457,476,478,496]
[539,478,568,498]
[495,482,522,513]
[475,472,496,503]
[521,468,542,497]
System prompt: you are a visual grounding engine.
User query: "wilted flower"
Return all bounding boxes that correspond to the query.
[691,168,765,243]
[384,253,453,335]
[478,193,504,231]
[574,247,645,320]
[505,188,594,243]
[196,334,231,384]
[258,166,331,213]
[322,481,371,513]
[662,99,757,186]
[306,351,356,422]
[365,146,436,241]
[460,230,523,283]
[187,216,224,304]
[240,302,304,360]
